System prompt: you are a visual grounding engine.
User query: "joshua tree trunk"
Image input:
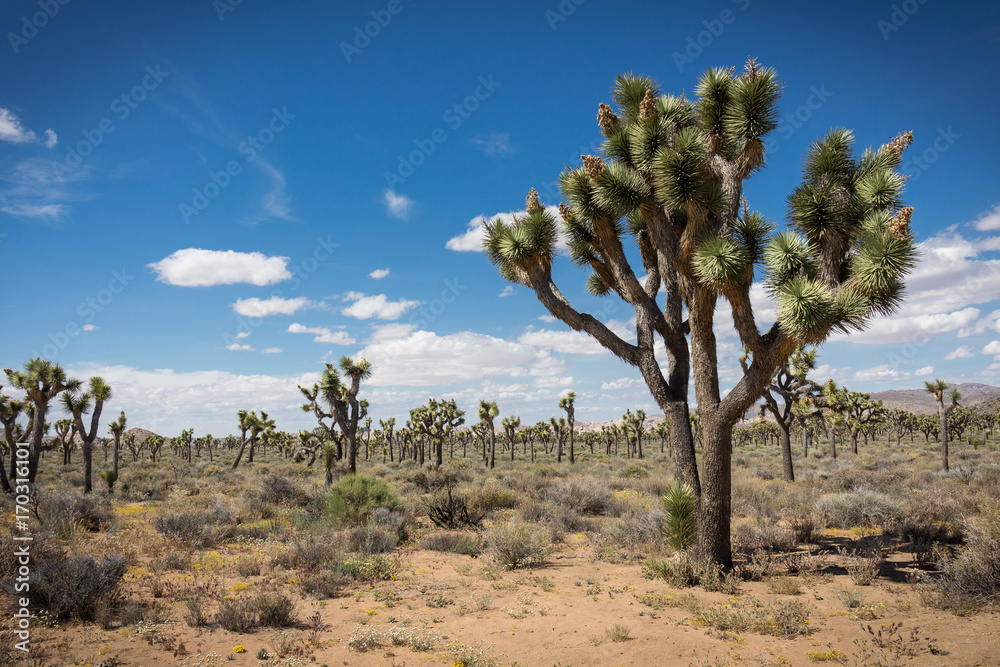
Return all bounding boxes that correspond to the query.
[779,424,794,482]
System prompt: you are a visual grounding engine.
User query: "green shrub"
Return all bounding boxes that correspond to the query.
[153,512,209,543]
[422,531,481,556]
[326,474,402,526]
[661,479,697,551]
[468,481,520,515]
[484,520,551,570]
[39,492,111,536]
[254,591,297,626]
[216,597,258,632]
[547,477,615,515]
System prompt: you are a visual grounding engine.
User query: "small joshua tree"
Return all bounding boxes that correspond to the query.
[299,357,371,474]
[410,398,465,467]
[924,379,961,471]
[477,400,499,469]
[483,61,917,567]
[558,391,576,463]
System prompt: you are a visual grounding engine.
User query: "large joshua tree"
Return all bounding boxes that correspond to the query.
[299,357,371,474]
[5,359,81,484]
[483,61,917,567]
[61,376,113,494]
[924,379,960,471]
[410,397,465,467]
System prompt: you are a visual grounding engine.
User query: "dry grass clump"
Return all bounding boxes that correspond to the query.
[422,530,481,556]
[927,500,1000,613]
[814,487,906,529]
[545,476,616,515]
[483,519,551,570]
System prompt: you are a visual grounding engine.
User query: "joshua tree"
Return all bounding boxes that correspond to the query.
[924,379,961,471]
[0,388,27,493]
[62,375,112,493]
[477,400,499,469]
[482,62,917,567]
[107,411,126,478]
[5,358,81,484]
[623,408,647,458]
[379,418,396,463]
[54,418,76,465]
[841,391,884,454]
[145,434,164,462]
[558,391,576,463]
[299,357,371,473]
[501,415,521,462]
[410,398,465,467]
[760,346,819,481]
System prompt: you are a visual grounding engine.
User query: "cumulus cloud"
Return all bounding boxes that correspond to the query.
[601,377,643,391]
[0,108,56,146]
[231,296,312,317]
[972,204,1000,232]
[225,343,254,351]
[498,286,515,298]
[446,205,567,252]
[369,268,390,280]
[356,324,566,387]
[981,340,1000,359]
[341,292,420,320]
[914,365,934,376]
[517,320,633,356]
[287,322,355,345]
[148,249,292,287]
[384,190,414,220]
[82,324,97,332]
[944,345,975,360]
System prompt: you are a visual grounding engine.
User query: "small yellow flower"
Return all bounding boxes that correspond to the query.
[233,644,247,654]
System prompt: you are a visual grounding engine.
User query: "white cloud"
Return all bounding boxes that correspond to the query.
[0,157,90,219]
[341,292,420,320]
[149,249,292,287]
[0,108,56,146]
[357,324,565,387]
[539,315,557,323]
[446,205,566,252]
[517,320,633,356]
[981,340,1000,359]
[470,131,514,156]
[62,362,321,435]
[369,268,390,280]
[601,377,643,391]
[261,347,283,354]
[534,375,574,388]
[384,190,414,220]
[236,331,250,339]
[829,307,980,345]
[287,322,355,345]
[82,324,97,332]
[499,286,515,298]
[225,343,254,351]
[944,345,975,360]
[914,365,934,376]
[972,204,1000,232]
[232,296,312,317]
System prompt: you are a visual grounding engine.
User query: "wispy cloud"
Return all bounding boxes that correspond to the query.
[0,157,92,219]
[287,322,356,345]
[369,268,390,280]
[0,108,56,147]
[470,131,514,156]
[383,190,414,220]
[231,296,312,317]
[498,286,515,298]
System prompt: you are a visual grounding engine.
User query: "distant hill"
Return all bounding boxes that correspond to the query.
[871,382,1000,414]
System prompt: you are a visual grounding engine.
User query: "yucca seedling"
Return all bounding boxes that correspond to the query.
[99,469,118,495]
[662,479,697,551]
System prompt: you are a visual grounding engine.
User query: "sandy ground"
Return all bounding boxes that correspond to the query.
[26,533,1000,667]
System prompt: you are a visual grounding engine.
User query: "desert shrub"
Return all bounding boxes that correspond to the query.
[619,463,649,479]
[814,488,905,529]
[236,556,263,577]
[694,595,812,638]
[27,553,127,620]
[39,492,111,536]
[468,481,520,515]
[344,524,398,555]
[767,576,802,595]
[422,531,481,556]
[299,570,351,599]
[551,507,594,534]
[257,474,309,506]
[339,553,400,582]
[643,554,699,587]
[546,477,615,515]
[412,468,465,493]
[732,521,797,555]
[931,502,1000,611]
[239,493,278,521]
[273,534,341,571]
[216,596,258,632]
[326,474,402,526]
[424,487,485,529]
[254,591,297,627]
[153,512,209,543]
[484,520,551,570]
[591,510,664,563]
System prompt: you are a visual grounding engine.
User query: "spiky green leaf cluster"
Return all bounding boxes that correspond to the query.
[483,208,558,285]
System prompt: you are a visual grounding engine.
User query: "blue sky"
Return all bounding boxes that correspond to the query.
[2,0,1000,435]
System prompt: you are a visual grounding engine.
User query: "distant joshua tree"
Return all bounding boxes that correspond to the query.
[924,379,961,471]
